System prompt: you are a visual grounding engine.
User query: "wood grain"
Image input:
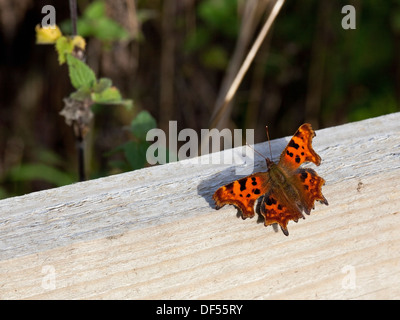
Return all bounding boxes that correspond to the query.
[1,113,400,299]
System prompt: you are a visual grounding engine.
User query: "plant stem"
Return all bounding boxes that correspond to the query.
[69,0,78,36]
[77,131,86,181]
[210,0,285,129]
[69,0,85,181]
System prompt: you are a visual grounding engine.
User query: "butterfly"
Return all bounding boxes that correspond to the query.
[213,123,328,236]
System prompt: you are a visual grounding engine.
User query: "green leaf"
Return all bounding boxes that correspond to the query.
[84,0,105,20]
[120,99,133,110]
[93,78,112,93]
[107,140,149,171]
[92,86,121,103]
[92,18,130,42]
[60,0,129,42]
[130,111,157,140]
[70,88,92,101]
[121,141,149,170]
[184,27,211,53]
[36,148,64,166]
[8,164,75,187]
[91,78,133,108]
[198,0,239,38]
[66,54,97,89]
[55,36,74,64]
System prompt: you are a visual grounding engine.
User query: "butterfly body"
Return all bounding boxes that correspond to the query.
[213,123,328,236]
[267,160,301,203]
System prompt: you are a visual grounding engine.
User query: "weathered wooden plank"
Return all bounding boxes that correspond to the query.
[1,112,400,299]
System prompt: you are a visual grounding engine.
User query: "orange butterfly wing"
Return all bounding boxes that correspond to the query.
[260,124,328,235]
[260,190,304,236]
[278,123,321,170]
[213,172,270,219]
[278,124,328,215]
[260,168,328,236]
[294,168,328,214]
[213,123,328,236]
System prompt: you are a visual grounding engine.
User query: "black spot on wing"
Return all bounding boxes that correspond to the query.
[265,196,277,206]
[239,178,247,191]
[288,139,300,150]
[295,130,303,138]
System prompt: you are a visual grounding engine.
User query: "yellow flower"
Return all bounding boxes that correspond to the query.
[71,35,86,51]
[35,24,62,44]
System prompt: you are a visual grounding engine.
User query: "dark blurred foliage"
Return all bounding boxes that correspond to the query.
[0,0,399,199]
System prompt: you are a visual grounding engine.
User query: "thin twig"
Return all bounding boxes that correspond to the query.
[69,0,84,180]
[210,0,285,129]
[69,0,78,36]
[77,131,86,181]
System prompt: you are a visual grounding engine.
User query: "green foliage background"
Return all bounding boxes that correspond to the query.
[0,0,399,199]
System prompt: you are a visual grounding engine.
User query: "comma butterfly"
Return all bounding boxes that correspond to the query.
[213,123,328,236]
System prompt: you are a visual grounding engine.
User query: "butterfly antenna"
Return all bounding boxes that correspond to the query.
[246,143,267,160]
[266,126,273,159]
